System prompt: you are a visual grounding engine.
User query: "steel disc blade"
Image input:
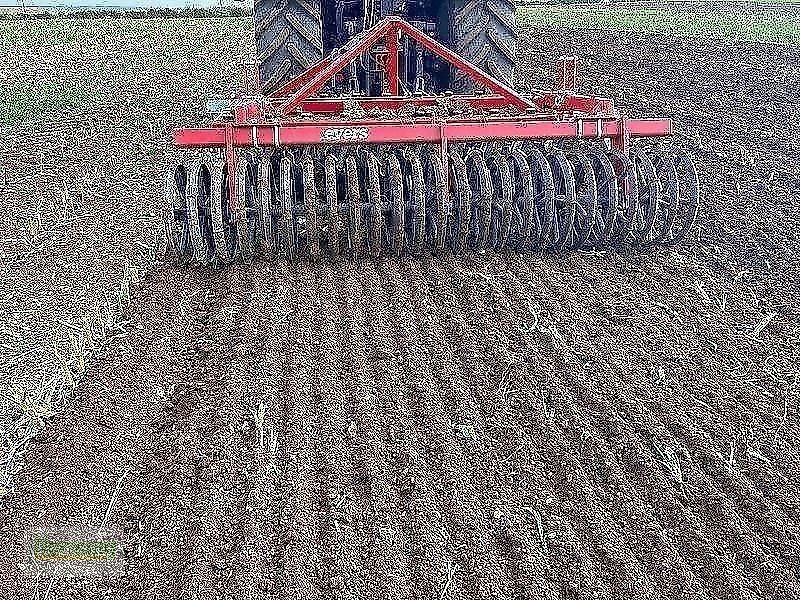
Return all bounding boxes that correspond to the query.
[585,148,619,248]
[164,162,192,262]
[364,150,384,257]
[403,148,426,255]
[235,156,257,260]
[464,148,493,252]
[423,149,450,255]
[323,153,341,257]
[606,149,637,246]
[649,151,680,247]
[278,153,297,260]
[345,153,364,257]
[487,150,513,249]
[546,148,577,251]
[210,160,237,263]
[630,146,660,246]
[566,150,598,250]
[301,152,321,259]
[666,150,700,245]
[508,148,535,252]
[526,145,556,249]
[386,151,406,256]
[448,149,471,254]
[186,159,214,265]
[259,155,279,258]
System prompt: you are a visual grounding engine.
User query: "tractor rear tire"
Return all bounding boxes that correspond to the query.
[450,0,517,93]
[254,0,324,94]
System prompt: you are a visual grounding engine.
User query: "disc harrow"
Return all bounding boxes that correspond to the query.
[164,142,698,264]
[164,16,699,266]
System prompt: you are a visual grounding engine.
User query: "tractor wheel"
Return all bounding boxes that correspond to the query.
[450,0,517,93]
[254,0,323,94]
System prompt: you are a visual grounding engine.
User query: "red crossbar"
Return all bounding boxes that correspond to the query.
[174,117,671,148]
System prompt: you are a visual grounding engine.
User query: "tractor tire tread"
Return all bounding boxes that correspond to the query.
[254,0,323,93]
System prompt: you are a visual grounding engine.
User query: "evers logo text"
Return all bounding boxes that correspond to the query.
[320,127,370,143]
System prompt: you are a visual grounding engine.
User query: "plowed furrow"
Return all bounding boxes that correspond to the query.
[273,262,323,599]
[125,272,243,597]
[403,259,564,597]
[609,258,800,520]
[184,269,260,596]
[311,263,370,599]
[501,253,800,594]
[562,255,800,518]
[219,267,286,597]
[488,253,792,598]
[357,259,461,599]
[539,262,800,595]
[422,256,661,599]
[624,337,800,526]
[337,263,415,600]
[474,254,750,599]
[2,268,204,598]
[382,261,541,597]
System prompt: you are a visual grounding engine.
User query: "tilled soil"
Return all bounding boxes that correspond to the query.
[1,19,799,600]
[3,253,799,599]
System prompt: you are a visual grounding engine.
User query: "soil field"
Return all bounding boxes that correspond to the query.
[1,16,799,600]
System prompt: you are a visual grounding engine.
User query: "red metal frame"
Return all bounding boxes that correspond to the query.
[173,16,673,212]
[175,118,671,148]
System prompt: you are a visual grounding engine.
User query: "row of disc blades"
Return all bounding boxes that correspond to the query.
[164,143,699,264]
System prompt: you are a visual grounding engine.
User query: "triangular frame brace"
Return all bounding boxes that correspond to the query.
[271,17,534,116]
